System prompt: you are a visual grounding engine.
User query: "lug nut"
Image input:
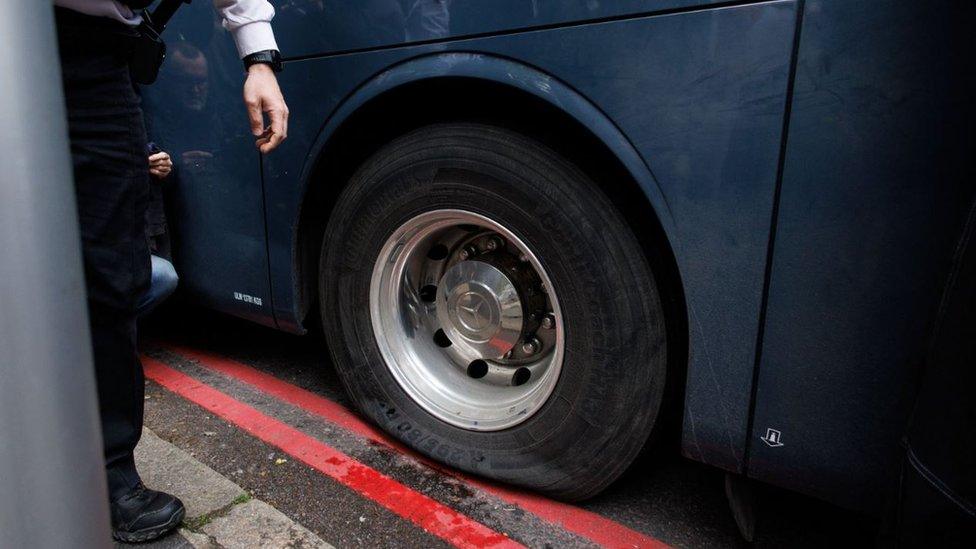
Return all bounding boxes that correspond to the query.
[521,338,541,356]
[541,315,555,330]
[485,237,503,251]
[459,245,478,261]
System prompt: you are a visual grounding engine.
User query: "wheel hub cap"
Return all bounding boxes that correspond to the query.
[437,261,523,359]
[369,209,564,431]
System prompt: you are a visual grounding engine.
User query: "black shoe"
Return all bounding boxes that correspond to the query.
[111,483,186,543]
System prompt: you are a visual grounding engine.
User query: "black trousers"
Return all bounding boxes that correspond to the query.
[57,12,151,501]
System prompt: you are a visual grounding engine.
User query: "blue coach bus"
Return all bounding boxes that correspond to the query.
[143,0,970,517]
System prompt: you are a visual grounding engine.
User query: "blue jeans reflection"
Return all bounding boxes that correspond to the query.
[137,255,179,317]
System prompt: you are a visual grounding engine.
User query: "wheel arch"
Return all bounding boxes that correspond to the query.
[295,53,688,431]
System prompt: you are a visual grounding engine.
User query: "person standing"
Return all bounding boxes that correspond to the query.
[53,0,288,542]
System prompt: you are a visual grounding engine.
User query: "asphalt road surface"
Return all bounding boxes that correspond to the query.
[140,302,877,548]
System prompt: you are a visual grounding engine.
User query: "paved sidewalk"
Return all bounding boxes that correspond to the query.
[117,428,333,549]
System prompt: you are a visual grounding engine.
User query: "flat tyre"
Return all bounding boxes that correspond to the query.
[320,123,667,500]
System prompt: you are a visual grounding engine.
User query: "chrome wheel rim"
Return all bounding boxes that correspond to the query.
[370,209,564,431]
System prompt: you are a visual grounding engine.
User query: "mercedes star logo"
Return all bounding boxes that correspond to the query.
[456,291,492,332]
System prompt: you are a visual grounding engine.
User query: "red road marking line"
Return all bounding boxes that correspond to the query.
[143,357,523,549]
[164,344,669,549]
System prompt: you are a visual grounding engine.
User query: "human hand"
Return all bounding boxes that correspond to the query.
[149,151,173,179]
[243,64,289,153]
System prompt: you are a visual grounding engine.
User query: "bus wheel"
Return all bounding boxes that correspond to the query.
[320,123,667,500]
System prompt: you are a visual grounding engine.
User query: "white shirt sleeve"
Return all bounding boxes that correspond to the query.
[212,0,279,58]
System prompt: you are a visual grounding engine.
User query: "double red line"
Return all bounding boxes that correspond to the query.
[144,345,668,549]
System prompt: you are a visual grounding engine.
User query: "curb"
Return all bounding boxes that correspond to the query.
[114,428,332,548]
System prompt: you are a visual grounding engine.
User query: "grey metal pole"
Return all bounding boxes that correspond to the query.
[0,2,112,548]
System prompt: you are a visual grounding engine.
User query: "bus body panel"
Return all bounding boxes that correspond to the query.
[142,15,276,327]
[747,0,973,512]
[273,0,737,59]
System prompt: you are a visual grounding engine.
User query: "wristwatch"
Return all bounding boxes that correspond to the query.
[243,50,283,73]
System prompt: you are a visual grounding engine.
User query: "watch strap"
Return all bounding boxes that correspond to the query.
[243,50,282,73]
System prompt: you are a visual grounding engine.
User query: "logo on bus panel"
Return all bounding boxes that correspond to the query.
[761,428,784,448]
